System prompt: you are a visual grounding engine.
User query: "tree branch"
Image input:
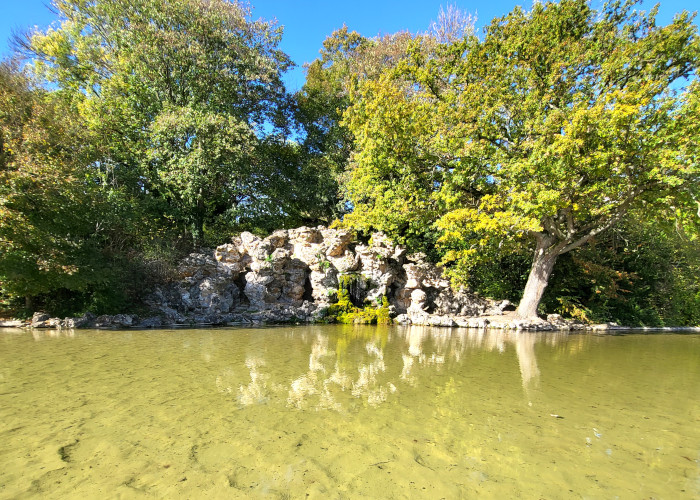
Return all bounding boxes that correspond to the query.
[559,186,645,254]
[543,215,566,240]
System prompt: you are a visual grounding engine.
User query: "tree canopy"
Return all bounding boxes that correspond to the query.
[23,0,334,244]
[342,0,700,318]
[1,0,340,314]
[0,61,150,314]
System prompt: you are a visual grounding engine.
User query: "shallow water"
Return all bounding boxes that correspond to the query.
[0,326,698,499]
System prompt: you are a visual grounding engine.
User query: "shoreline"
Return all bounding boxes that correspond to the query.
[4,226,698,334]
[2,310,698,333]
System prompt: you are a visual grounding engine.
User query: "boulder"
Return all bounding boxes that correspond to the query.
[64,312,96,328]
[112,314,135,327]
[31,312,50,328]
[137,316,163,328]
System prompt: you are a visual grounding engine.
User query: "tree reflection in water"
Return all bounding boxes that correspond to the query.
[231,327,568,411]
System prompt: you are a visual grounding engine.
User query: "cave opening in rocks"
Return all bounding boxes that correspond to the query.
[233,274,250,307]
[339,273,369,307]
[388,281,402,305]
[501,302,516,312]
[302,273,314,302]
[424,287,440,314]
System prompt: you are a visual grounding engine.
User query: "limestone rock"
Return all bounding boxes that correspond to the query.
[546,313,566,325]
[0,319,23,327]
[409,289,428,313]
[136,225,560,329]
[321,228,353,257]
[31,312,50,328]
[112,314,135,327]
[309,268,338,305]
[63,312,96,329]
[137,316,163,328]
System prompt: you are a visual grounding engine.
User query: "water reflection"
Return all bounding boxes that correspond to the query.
[287,335,335,410]
[31,328,76,340]
[2,326,697,498]
[238,357,271,405]
[514,333,540,389]
[230,327,567,411]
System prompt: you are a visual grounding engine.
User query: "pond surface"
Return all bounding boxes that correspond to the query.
[0,326,698,499]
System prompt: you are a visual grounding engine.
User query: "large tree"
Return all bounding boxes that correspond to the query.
[0,61,145,314]
[344,0,700,319]
[23,0,328,244]
[299,20,473,254]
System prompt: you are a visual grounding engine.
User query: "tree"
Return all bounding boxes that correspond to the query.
[23,0,314,245]
[294,27,367,223]
[297,25,454,240]
[341,71,446,255]
[429,3,477,44]
[0,60,139,314]
[344,0,700,319]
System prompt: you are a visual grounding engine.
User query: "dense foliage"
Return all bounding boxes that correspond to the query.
[0,62,155,315]
[1,0,339,315]
[1,0,699,326]
[24,0,336,244]
[341,0,700,319]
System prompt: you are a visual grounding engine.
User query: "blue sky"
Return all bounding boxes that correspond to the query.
[1,0,697,91]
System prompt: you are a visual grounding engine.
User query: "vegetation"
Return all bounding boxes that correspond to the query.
[327,274,391,324]
[542,215,700,326]
[1,0,699,326]
[1,0,339,315]
[0,61,153,316]
[341,0,700,320]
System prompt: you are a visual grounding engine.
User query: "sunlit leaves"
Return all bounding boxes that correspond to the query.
[341,0,699,317]
[24,0,300,244]
[432,0,700,280]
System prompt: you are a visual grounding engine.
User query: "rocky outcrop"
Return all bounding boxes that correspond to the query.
[5,226,600,331]
[21,311,163,329]
[143,226,505,326]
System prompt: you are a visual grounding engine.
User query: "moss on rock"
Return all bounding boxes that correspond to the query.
[327,274,391,324]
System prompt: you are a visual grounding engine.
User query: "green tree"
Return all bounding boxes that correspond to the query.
[1,62,83,309]
[341,71,445,255]
[297,25,458,238]
[296,26,367,165]
[24,0,308,245]
[294,27,368,222]
[344,0,700,319]
[0,61,137,314]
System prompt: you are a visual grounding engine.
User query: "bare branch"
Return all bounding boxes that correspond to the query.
[559,186,647,254]
[429,4,477,44]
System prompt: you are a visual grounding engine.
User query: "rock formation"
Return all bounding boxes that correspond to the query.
[10,226,596,330]
[144,226,515,326]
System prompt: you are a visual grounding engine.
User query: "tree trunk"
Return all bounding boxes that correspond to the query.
[515,239,560,319]
[191,201,205,248]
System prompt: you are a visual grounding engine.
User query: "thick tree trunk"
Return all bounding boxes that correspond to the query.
[25,295,33,312]
[515,240,560,319]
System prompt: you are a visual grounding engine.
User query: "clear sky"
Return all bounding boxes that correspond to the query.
[1,0,697,91]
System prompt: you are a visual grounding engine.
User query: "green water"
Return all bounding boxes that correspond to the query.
[0,326,698,499]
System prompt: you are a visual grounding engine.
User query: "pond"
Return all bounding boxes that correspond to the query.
[0,326,698,498]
